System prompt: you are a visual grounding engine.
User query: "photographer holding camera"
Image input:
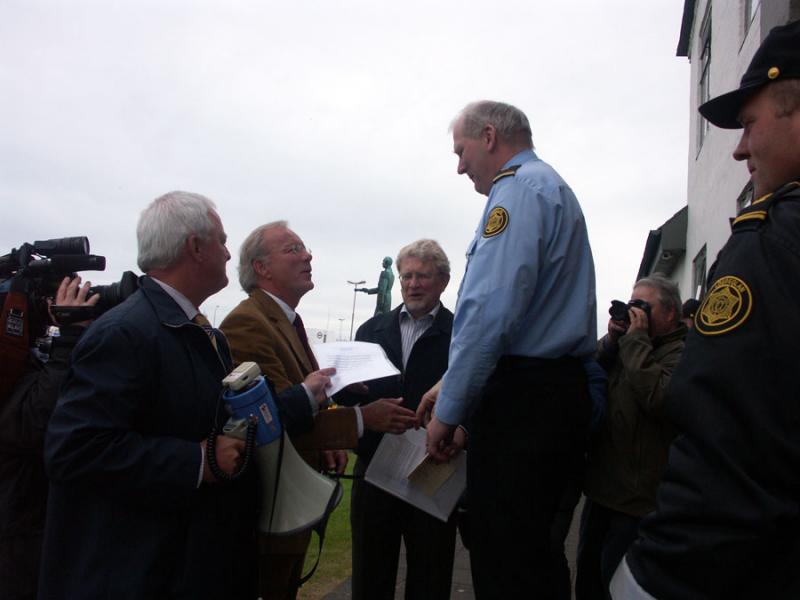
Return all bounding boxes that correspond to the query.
[0,275,97,600]
[575,274,687,600]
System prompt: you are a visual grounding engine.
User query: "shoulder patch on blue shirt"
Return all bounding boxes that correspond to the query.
[483,207,509,238]
[492,165,520,184]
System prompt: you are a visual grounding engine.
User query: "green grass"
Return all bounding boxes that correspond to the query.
[299,453,355,599]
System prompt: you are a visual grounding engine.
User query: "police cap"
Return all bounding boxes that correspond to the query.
[699,19,800,129]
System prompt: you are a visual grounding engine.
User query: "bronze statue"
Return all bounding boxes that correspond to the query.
[357,256,395,315]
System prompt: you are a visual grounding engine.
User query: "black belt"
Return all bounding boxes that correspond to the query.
[495,355,581,373]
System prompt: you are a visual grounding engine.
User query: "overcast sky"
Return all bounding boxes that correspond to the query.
[1,1,690,339]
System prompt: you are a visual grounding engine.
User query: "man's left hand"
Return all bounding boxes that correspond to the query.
[322,449,348,475]
[361,398,417,434]
[628,306,649,334]
[415,379,441,428]
[425,415,458,464]
[303,368,337,405]
[49,275,100,328]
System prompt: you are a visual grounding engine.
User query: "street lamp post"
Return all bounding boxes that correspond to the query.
[347,280,365,341]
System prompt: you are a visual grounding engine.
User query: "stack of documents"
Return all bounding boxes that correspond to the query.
[365,428,466,522]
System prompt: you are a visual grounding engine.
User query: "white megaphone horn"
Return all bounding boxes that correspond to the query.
[221,363,343,536]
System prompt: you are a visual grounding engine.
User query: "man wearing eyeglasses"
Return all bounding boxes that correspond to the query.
[337,239,458,600]
[220,221,417,600]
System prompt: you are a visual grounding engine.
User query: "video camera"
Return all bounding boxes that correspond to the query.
[0,236,138,326]
[0,237,139,398]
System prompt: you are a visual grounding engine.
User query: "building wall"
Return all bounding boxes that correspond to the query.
[679,0,765,299]
[670,258,690,303]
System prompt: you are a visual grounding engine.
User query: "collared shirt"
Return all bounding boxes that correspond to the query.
[399,303,440,369]
[151,277,198,320]
[435,149,597,425]
[260,290,364,435]
[263,289,296,323]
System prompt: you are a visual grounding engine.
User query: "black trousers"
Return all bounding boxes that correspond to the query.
[0,534,41,600]
[350,456,457,600]
[467,356,590,600]
[575,500,641,600]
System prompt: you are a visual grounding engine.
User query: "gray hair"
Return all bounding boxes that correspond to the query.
[769,78,800,118]
[238,220,288,292]
[634,273,682,324]
[396,239,450,276]
[451,100,534,148]
[137,191,217,272]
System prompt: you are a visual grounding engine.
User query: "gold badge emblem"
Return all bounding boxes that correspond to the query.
[696,275,753,335]
[768,66,780,80]
[483,207,509,238]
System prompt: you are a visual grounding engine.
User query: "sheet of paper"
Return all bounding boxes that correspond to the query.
[311,341,400,396]
[408,454,458,497]
[365,427,466,522]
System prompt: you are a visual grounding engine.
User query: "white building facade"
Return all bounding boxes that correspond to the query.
[638,0,799,300]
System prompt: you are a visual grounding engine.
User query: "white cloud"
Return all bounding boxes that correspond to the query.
[1,0,689,336]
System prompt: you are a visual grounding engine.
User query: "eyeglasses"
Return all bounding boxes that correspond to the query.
[282,243,310,255]
[399,271,435,283]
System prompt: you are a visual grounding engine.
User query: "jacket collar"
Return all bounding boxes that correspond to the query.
[249,289,287,322]
[249,289,316,371]
[653,322,688,347]
[139,276,194,327]
[382,302,452,334]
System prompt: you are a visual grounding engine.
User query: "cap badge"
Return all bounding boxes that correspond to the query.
[768,66,780,79]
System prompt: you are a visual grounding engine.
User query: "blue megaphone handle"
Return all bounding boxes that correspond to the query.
[222,376,282,447]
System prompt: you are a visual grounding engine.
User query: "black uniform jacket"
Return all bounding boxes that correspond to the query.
[628,181,800,599]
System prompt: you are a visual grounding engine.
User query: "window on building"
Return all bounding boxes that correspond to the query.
[693,245,708,299]
[737,181,754,212]
[697,7,712,152]
[791,1,800,22]
[744,0,759,32]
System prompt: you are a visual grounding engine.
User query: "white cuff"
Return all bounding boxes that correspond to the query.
[609,556,657,599]
[197,444,205,488]
[353,405,364,437]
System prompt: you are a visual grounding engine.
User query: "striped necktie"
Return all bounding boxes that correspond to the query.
[193,313,218,351]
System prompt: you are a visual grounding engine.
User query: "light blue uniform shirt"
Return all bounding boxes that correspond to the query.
[435,149,597,426]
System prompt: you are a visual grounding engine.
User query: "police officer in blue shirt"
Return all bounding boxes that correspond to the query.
[419,100,597,599]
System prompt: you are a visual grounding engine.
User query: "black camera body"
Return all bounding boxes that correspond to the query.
[51,271,139,324]
[0,237,139,325]
[608,298,652,324]
[0,237,106,295]
[1,237,140,398]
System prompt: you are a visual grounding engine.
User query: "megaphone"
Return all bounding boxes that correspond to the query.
[222,363,343,536]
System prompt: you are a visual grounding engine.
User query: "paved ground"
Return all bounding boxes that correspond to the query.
[322,497,585,600]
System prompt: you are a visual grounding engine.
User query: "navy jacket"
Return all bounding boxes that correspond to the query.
[39,277,288,599]
[336,304,452,461]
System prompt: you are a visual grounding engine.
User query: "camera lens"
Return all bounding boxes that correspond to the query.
[89,271,139,314]
[608,300,630,323]
[33,237,90,256]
